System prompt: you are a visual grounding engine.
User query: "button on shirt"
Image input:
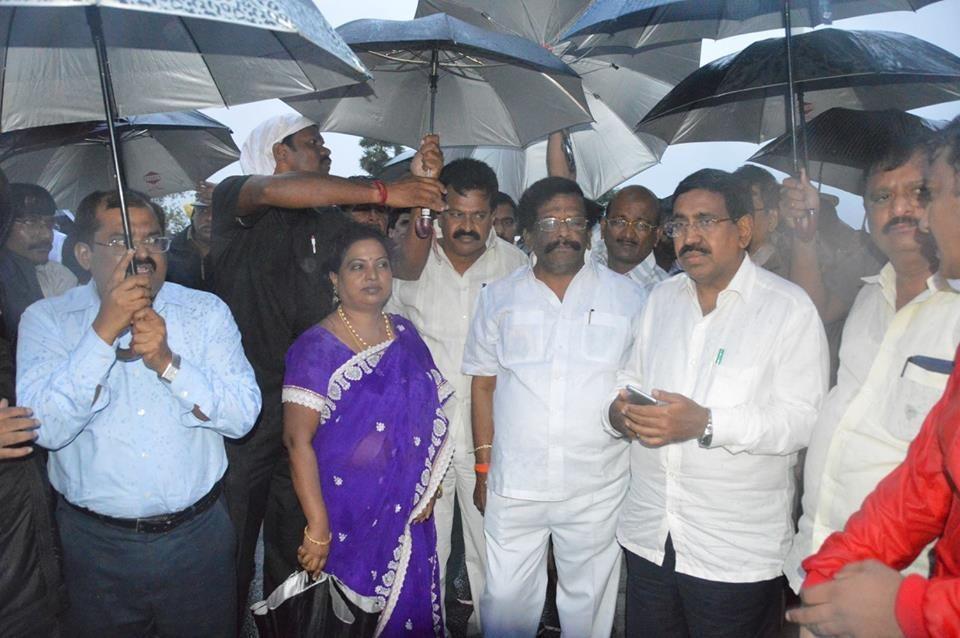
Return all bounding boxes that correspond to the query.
[606,255,828,582]
[462,259,647,501]
[388,230,527,452]
[17,281,261,518]
[784,264,960,590]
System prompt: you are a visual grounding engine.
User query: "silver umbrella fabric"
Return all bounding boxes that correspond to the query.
[0,0,369,133]
[0,111,240,210]
[561,0,942,49]
[416,0,593,46]
[413,1,699,197]
[284,13,593,149]
[747,107,945,194]
[637,29,960,147]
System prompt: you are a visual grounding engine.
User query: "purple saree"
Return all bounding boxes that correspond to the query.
[282,315,453,637]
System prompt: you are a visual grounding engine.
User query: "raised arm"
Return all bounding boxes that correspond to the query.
[392,135,444,281]
[546,130,576,181]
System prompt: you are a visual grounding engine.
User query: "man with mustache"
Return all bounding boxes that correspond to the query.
[491,192,518,244]
[210,114,447,613]
[734,165,788,278]
[388,158,527,633]
[166,181,214,291]
[786,116,960,638]
[463,177,646,637]
[0,183,76,353]
[16,189,261,635]
[591,185,668,289]
[605,169,828,637]
[783,136,960,596]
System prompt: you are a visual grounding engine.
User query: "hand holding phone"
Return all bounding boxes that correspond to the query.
[625,385,657,406]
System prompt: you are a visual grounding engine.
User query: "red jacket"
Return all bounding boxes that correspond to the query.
[802,346,960,638]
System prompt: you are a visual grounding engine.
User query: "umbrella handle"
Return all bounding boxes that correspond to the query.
[416,48,441,239]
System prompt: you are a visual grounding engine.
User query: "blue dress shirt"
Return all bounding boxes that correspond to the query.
[17,280,261,518]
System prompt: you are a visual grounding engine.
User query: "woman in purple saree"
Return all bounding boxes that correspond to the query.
[283,225,452,637]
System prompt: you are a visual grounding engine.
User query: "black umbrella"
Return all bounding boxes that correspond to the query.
[0,112,239,210]
[637,29,960,161]
[748,107,945,194]
[560,0,944,172]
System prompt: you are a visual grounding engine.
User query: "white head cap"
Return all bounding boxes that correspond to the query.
[240,114,317,176]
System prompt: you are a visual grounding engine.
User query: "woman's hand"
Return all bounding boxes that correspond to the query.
[413,489,440,524]
[297,525,331,579]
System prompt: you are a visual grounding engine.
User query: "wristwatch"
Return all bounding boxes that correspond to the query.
[698,409,713,448]
[158,353,181,384]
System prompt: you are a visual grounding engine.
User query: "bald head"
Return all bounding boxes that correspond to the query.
[601,185,661,274]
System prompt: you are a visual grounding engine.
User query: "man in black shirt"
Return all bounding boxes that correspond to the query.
[211,113,445,614]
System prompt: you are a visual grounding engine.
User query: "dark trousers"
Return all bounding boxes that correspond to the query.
[56,496,237,638]
[625,536,784,638]
[224,401,305,615]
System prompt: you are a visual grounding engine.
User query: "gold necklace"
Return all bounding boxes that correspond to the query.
[337,305,395,351]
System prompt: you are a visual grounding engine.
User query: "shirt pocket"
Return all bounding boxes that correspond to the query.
[886,362,949,442]
[498,310,546,366]
[706,364,759,408]
[579,311,629,366]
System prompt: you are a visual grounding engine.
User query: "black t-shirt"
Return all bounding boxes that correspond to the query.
[165,226,212,292]
[211,176,347,399]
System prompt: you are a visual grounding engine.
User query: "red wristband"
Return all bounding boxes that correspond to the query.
[474,463,490,474]
[373,180,388,205]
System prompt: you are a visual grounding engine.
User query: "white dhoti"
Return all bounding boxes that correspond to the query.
[480,479,626,638]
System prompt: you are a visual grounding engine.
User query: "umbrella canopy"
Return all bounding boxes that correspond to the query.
[637,29,960,146]
[0,111,240,209]
[0,0,369,132]
[748,107,945,194]
[413,1,700,196]
[561,0,941,48]
[284,13,593,148]
[415,0,593,45]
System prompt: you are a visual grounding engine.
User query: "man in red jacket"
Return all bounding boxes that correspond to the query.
[787,117,960,637]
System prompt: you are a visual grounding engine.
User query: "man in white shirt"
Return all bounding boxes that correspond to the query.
[463,177,647,638]
[388,158,527,630]
[734,165,787,278]
[783,139,960,593]
[590,185,668,289]
[605,169,828,637]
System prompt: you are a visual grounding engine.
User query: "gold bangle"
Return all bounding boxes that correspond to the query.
[304,526,332,546]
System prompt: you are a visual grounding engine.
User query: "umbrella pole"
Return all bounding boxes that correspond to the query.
[415,48,441,239]
[86,7,141,362]
[781,0,801,176]
[86,7,134,262]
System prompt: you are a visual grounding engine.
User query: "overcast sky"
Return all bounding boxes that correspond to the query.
[205,0,960,226]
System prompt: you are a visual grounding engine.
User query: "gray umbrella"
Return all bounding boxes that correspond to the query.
[0,0,368,132]
[0,112,240,210]
[0,0,368,359]
[413,1,699,197]
[284,13,593,149]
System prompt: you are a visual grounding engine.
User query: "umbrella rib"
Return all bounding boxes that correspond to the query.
[177,16,230,108]
[370,50,497,70]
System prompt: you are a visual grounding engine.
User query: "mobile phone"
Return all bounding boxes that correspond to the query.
[625,384,657,406]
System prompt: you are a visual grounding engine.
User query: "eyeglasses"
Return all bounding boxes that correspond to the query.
[662,217,734,239]
[442,210,490,224]
[93,236,172,253]
[13,216,56,230]
[533,216,589,233]
[606,218,658,233]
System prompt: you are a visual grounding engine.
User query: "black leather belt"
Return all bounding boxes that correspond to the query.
[64,481,222,534]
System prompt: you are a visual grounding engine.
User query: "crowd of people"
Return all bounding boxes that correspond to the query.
[1,109,959,638]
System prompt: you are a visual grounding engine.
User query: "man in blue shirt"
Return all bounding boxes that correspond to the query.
[17,190,261,637]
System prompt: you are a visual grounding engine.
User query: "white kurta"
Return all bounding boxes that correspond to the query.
[463,259,646,638]
[605,255,829,583]
[784,264,960,591]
